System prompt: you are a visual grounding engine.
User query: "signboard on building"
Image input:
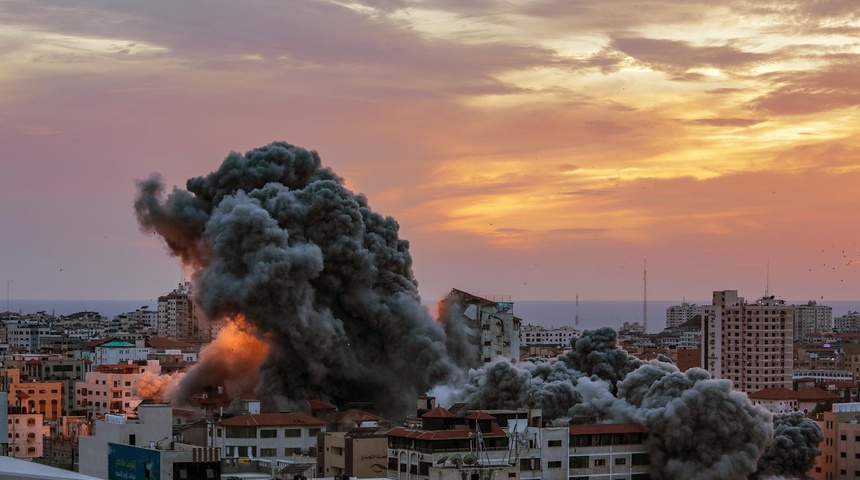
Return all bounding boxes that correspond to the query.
[108,442,160,480]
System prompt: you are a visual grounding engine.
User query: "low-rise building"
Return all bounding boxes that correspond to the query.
[213,411,326,463]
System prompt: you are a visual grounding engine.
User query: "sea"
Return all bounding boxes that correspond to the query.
[6,298,860,334]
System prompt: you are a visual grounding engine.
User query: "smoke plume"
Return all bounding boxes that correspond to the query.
[445,328,783,480]
[135,141,461,417]
[752,412,824,479]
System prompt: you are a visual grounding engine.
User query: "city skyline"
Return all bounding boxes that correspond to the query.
[2,2,860,302]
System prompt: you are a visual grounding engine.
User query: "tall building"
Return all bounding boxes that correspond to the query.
[157,283,208,341]
[794,301,833,342]
[666,302,700,329]
[702,290,794,393]
[437,289,521,366]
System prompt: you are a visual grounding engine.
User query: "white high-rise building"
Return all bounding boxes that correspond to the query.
[702,290,794,394]
[157,282,207,341]
[666,302,701,329]
[793,300,832,342]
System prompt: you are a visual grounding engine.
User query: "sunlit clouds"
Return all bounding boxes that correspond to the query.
[1,1,859,302]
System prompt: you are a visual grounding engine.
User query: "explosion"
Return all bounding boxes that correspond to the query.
[135,142,462,417]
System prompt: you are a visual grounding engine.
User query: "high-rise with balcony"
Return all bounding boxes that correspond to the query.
[702,290,794,393]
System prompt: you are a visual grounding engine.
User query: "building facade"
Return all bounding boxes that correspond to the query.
[795,301,833,343]
[438,289,521,366]
[702,290,794,393]
[666,303,701,329]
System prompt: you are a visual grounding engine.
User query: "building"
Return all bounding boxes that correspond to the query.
[520,325,579,347]
[74,360,161,419]
[212,406,326,463]
[834,312,860,334]
[386,405,650,480]
[748,387,839,415]
[438,289,521,365]
[79,404,220,479]
[702,290,794,393]
[666,302,701,329]
[158,282,209,342]
[6,379,64,425]
[795,301,833,343]
[387,406,515,480]
[7,410,49,460]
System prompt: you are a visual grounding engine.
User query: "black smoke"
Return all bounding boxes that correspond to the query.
[752,412,824,479]
[135,141,461,417]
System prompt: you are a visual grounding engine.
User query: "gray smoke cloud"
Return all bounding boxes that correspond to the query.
[135,141,462,417]
[752,412,824,480]
[447,328,789,480]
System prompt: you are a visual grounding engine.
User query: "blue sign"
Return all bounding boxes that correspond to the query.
[108,443,160,480]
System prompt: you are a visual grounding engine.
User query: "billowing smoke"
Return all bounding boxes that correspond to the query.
[752,412,824,479]
[135,141,462,417]
[443,328,788,479]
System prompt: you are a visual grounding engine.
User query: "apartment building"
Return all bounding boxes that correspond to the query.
[438,289,521,365]
[795,301,833,343]
[386,406,650,480]
[74,360,161,419]
[157,282,208,342]
[666,302,701,329]
[834,312,860,334]
[521,325,579,347]
[212,410,325,462]
[7,411,49,460]
[702,290,794,393]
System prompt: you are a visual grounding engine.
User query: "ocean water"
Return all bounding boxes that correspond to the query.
[5,299,860,334]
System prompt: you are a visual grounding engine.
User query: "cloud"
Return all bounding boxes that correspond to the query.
[684,117,765,127]
[609,35,771,77]
[751,63,860,115]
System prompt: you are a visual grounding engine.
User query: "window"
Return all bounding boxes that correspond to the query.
[569,456,588,469]
[547,440,562,447]
[261,448,277,457]
[632,453,650,466]
[284,429,301,438]
[260,429,277,438]
[594,459,606,467]
[615,458,626,465]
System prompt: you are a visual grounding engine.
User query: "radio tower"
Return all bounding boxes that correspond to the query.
[575,294,580,326]
[643,260,647,333]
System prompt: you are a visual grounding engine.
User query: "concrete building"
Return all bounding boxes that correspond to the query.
[520,325,579,347]
[702,290,794,393]
[438,289,521,365]
[213,409,326,463]
[158,282,209,342]
[386,406,650,480]
[79,404,220,479]
[6,379,64,424]
[795,301,834,342]
[666,302,701,329]
[74,360,161,419]
[318,429,388,478]
[834,312,860,334]
[7,410,49,460]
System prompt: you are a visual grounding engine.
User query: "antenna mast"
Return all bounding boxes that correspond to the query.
[765,260,770,297]
[575,294,580,327]
[643,260,647,333]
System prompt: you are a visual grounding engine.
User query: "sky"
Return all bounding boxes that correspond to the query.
[1,0,859,303]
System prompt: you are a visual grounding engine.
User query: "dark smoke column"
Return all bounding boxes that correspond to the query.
[135,141,460,417]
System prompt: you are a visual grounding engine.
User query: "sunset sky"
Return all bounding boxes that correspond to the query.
[2,1,859,303]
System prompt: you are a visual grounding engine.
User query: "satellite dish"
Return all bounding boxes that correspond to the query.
[463,454,477,466]
[450,455,462,466]
[436,456,449,465]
